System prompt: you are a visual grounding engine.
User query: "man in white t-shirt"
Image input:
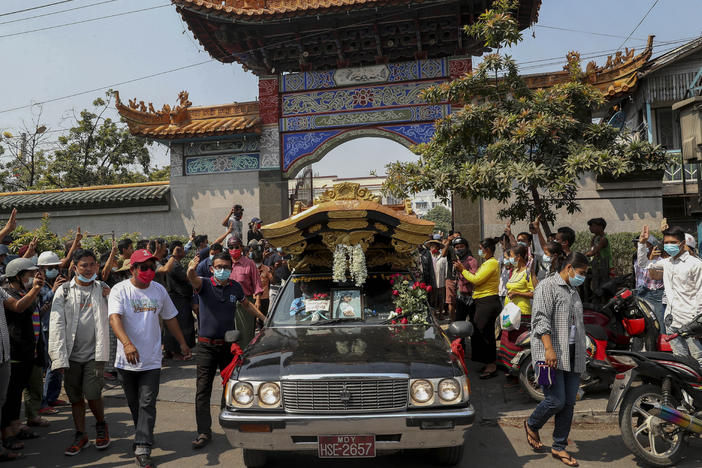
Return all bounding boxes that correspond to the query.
[108,249,192,468]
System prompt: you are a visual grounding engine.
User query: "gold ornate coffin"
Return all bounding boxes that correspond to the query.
[262,183,434,271]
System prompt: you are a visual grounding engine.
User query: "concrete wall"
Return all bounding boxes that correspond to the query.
[480,173,663,238]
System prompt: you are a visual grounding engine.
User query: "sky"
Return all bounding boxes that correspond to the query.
[1,0,701,177]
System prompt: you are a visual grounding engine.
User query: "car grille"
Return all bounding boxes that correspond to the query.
[282,378,409,413]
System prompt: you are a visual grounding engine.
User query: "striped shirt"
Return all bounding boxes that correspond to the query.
[531,273,586,374]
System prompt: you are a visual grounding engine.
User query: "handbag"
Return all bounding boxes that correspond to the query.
[500,302,522,331]
[535,360,555,388]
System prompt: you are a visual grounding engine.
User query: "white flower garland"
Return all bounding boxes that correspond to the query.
[333,244,348,283]
[350,243,368,287]
[332,243,368,286]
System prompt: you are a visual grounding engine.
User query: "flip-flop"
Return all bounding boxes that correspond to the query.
[523,421,543,451]
[38,407,59,416]
[479,370,498,379]
[16,429,40,440]
[552,450,579,467]
[27,416,51,427]
[192,433,211,449]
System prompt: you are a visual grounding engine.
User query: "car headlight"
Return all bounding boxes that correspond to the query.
[438,379,461,402]
[233,382,254,405]
[410,379,434,404]
[258,382,281,406]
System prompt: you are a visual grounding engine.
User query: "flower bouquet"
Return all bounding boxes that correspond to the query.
[388,274,432,325]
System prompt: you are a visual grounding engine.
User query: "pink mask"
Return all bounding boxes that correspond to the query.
[137,269,156,285]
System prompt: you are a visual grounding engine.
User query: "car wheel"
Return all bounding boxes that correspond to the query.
[242,449,268,468]
[433,444,464,466]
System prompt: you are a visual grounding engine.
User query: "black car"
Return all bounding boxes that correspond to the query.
[219,272,475,467]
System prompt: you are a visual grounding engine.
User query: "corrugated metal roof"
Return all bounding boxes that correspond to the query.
[0,184,170,212]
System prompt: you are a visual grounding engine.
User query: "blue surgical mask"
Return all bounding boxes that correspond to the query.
[77,273,97,283]
[508,257,517,266]
[569,271,586,287]
[209,254,214,261]
[663,243,681,257]
[517,241,528,247]
[277,247,283,253]
[45,268,58,279]
[542,254,551,264]
[213,268,231,281]
[478,249,484,258]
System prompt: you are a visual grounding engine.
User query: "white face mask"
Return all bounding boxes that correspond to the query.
[23,278,34,289]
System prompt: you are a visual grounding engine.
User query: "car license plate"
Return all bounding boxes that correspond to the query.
[318,435,375,458]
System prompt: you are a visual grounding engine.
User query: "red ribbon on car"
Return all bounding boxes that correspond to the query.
[451,339,468,375]
[220,343,244,386]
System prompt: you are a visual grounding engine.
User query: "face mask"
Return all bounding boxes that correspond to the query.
[45,268,59,279]
[277,248,283,254]
[508,257,517,266]
[430,248,439,255]
[230,249,242,260]
[542,254,551,264]
[568,270,586,287]
[664,243,680,257]
[517,241,528,247]
[209,254,214,261]
[77,273,97,283]
[248,252,253,259]
[137,269,156,285]
[213,268,231,282]
[23,278,34,289]
[478,249,485,258]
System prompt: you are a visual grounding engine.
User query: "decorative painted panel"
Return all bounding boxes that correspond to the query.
[259,126,281,170]
[259,77,280,125]
[280,104,449,132]
[282,80,443,117]
[185,154,260,175]
[280,58,448,92]
[184,139,259,156]
[281,122,436,173]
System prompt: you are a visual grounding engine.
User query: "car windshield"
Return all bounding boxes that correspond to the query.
[269,273,429,327]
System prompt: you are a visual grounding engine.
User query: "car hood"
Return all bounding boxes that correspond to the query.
[235,324,458,381]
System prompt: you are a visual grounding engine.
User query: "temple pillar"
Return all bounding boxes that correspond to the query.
[257,75,289,222]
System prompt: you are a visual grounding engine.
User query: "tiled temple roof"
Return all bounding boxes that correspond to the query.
[115,91,261,140]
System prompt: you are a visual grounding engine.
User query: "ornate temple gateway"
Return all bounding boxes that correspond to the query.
[116,0,541,230]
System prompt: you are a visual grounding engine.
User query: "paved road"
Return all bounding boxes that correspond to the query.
[20,397,702,467]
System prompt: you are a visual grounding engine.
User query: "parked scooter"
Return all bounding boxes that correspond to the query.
[606,312,702,467]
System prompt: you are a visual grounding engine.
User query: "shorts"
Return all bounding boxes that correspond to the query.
[445,279,456,305]
[65,360,105,403]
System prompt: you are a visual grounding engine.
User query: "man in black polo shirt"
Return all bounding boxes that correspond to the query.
[186,251,265,449]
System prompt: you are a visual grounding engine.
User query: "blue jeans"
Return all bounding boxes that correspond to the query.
[527,368,581,451]
[40,315,63,406]
[637,288,666,334]
[669,326,702,368]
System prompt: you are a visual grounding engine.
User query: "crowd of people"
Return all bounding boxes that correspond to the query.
[419,217,702,467]
[0,206,290,467]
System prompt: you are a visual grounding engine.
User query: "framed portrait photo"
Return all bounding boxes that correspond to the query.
[332,289,363,319]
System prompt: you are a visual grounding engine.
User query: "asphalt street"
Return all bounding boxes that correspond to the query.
[18,397,702,468]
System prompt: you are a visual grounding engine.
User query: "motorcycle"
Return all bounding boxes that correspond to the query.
[606,312,702,467]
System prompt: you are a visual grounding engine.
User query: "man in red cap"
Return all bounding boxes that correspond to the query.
[226,237,262,347]
[108,249,192,468]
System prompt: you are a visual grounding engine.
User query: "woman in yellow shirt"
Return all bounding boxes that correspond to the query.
[454,238,501,379]
[498,244,535,373]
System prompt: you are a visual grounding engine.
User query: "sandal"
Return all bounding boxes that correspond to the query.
[552,450,579,467]
[0,449,22,462]
[38,407,59,416]
[1,437,23,451]
[16,429,39,440]
[479,369,498,379]
[192,433,211,449]
[27,416,50,427]
[523,421,543,451]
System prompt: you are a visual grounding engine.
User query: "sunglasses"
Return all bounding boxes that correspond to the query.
[135,264,156,272]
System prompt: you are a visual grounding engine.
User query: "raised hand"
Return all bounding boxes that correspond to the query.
[639,225,649,244]
[188,254,201,271]
[504,221,512,236]
[4,208,17,233]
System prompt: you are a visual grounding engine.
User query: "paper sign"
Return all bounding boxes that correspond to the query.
[304,299,331,312]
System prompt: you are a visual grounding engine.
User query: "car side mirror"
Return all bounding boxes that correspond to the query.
[225,330,241,343]
[447,321,473,339]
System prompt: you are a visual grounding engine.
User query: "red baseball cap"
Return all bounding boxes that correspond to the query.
[130,249,157,265]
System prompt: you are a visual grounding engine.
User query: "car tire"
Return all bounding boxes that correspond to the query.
[433,444,464,466]
[242,449,268,468]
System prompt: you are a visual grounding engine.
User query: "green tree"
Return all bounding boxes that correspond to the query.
[44,91,153,188]
[148,165,170,181]
[0,114,52,191]
[382,0,666,235]
[423,205,452,234]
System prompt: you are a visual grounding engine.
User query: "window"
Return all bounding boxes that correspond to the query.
[415,201,428,209]
[655,108,681,150]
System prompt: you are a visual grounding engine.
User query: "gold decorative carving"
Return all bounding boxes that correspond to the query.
[283,241,307,256]
[314,182,381,204]
[328,210,367,218]
[267,231,304,247]
[404,199,414,215]
[373,222,390,233]
[392,238,417,254]
[261,222,301,239]
[327,220,369,230]
[307,223,323,234]
[292,201,306,215]
[320,231,376,252]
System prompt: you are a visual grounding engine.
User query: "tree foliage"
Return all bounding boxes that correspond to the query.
[0,113,52,191]
[382,0,666,234]
[423,205,452,234]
